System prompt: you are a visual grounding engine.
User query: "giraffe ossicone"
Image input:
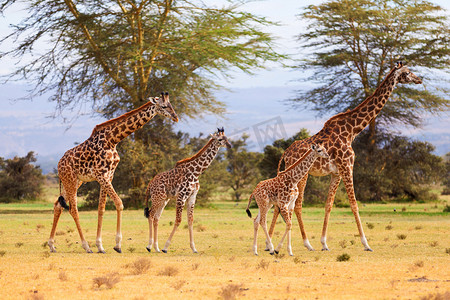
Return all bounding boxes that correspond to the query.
[48,93,178,254]
[144,128,231,254]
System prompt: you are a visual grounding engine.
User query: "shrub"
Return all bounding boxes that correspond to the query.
[126,258,151,275]
[443,205,450,213]
[157,266,179,276]
[219,283,244,300]
[92,272,120,289]
[336,253,350,262]
[256,259,269,270]
[397,234,407,240]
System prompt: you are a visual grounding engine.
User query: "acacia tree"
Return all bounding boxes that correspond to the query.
[0,0,284,119]
[291,0,449,140]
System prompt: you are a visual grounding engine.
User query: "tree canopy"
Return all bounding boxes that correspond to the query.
[291,0,449,135]
[0,0,285,120]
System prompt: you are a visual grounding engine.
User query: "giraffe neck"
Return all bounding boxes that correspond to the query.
[280,149,316,183]
[90,102,157,145]
[177,139,221,177]
[347,68,399,137]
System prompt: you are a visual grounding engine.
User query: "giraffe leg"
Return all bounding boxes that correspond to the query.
[153,200,168,253]
[340,168,372,251]
[48,198,64,252]
[266,205,279,251]
[163,195,187,253]
[275,207,293,256]
[259,204,274,255]
[67,190,92,253]
[252,211,261,255]
[96,187,107,253]
[97,177,124,253]
[292,174,315,251]
[146,213,154,252]
[187,187,199,253]
[320,174,341,251]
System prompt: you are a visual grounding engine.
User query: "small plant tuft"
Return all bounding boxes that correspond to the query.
[125,258,152,275]
[445,248,450,254]
[429,241,438,247]
[172,280,186,290]
[58,270,68,281]
[15,242,24,248]
[257,259,269,270]
[415,225,423,230]
[127,247,136,253]
[366,223,374,229]
[443,204,450,213]
[336,253,350,262]
[414,260,424,268]
[219,283,244,300]
[385,225,393,230]
[158,266,179,276]
[0,250,5,257]
[397,234,407,240]
[192,263,200,270]
[92,272,120,289]
[339,240,347,249]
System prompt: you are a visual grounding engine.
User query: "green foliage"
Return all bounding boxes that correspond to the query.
[352,129,445,202]
[0,152,44,202]
[292,0,450,131]
[442,153,450,195]
[0,0,285,120]
[226,135,263,202]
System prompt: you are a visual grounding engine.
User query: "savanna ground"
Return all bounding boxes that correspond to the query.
[0,183,449,300]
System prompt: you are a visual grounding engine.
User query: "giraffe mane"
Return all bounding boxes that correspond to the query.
[322,65,399,128]
[175,138,215,166]
[279,148,313,175]
[89,100,154,137]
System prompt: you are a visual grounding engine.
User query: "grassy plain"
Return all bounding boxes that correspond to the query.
[0,198,449,299]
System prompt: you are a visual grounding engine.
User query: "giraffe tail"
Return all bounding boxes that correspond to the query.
[246,192,254,218]
[144,184,151,218]
[57,180,69,210]
[58,196,69,210]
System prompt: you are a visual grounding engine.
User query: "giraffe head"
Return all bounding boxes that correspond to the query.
[311,143,329,159]
[394,62,422,84]
[211,127,232,148]
[151,92,179,122]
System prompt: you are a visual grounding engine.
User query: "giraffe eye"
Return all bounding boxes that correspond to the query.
[161,105,168,109]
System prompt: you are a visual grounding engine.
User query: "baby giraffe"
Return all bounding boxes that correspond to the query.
[144,128,231,253]
[246,144,329,256]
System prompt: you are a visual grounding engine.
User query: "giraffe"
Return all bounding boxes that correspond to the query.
[246,144,329,256]
[268,62,422,252]
[144,128,232,253]
[48,92,178,254]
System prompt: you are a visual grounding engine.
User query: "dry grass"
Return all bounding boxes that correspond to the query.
[58,270,68,281]
[0,201,449,299]
[125,258,152,275]
[219,283,245,300]
[397,233,407,240]
[157,266,179,276]
[92,272,120,289]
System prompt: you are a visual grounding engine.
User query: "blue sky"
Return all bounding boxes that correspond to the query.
[0,0,449,173]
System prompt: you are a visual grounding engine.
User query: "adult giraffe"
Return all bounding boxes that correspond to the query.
[48,93,178,254]
[269,62,422,251]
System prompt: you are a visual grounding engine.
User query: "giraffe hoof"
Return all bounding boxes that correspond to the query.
[269,251,274,255]
[364,248,373,252]
[113,247,122,253]
[321,248,330,251]
[264,248,270,251]
[274,250,279,255]
[98,250,106,254]
[146,247,151,253]
[161,249,167,253]
[87,249,93,253]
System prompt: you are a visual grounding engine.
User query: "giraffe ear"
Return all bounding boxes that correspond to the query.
[311,144,316,151]
[395,61,403,68]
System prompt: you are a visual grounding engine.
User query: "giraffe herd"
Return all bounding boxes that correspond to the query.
[48,62,422,255]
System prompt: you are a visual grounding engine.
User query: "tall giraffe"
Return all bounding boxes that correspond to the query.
[269,62,422,251]
[246,144,329,256]
[48,93,178,254]
[144,128,231,253]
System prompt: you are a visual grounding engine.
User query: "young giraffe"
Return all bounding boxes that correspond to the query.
[48,93,178,254]
[246,144,329,256]
[268,62,422,252]
[144,128,232,253]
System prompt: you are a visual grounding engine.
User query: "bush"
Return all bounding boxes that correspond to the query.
[336,253,350,261]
